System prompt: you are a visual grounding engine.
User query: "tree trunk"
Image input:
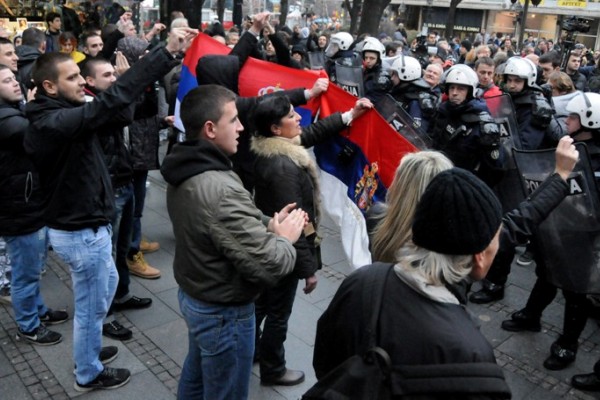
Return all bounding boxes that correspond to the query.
[444,0,462,39]
[217,0,226,24]
[345,0,363,35]
[160,0,205,30]
[280,0,289,28]
[357,0,391,36]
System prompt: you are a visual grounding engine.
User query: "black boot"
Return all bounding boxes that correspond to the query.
[469,279,505,304]
[544,340,577,371]
[572,373,600,391]
[501,309,541,332]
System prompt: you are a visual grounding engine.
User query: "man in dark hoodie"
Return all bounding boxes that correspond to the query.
[81,57,155,342]
[16,28,46,89]
[161,84,306,400]
[24,27,197,393]
[0,64,68,346]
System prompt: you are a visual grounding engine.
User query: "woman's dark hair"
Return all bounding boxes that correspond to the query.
[253,94,292,137]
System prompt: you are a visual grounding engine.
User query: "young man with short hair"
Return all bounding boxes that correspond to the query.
[25,27,197,393]
[44,12,61,53]
[161,84,306,399]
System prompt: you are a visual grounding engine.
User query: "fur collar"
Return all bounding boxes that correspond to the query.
[251,135,321,226]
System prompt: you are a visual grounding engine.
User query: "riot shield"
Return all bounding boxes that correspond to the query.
[335,63,364,98]
[485,94,524,212]
[374,94,431,150]
[308,52,325,70]
[513,143,600,294]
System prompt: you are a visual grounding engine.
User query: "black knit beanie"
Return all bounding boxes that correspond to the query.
[412,168,502,255]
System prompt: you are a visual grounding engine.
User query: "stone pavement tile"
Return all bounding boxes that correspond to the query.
[139,223,176,257]
[296,269,342,306]
[498,331,556,373]
[287,296,320,346]
[468,304,513,348]
[501,369,538,400]
[71,370,175,400]
[0,342,15,378]
[499,283,538,313]
[154,287,183,318]
[0,372,33,399]
[39,269,74,316]
[508,263,537,292]
[312,295,335,313]
[133,250,178,293]
[325,259,353,278]
[319,236,346,268]
[248,374,288,400]
[140,207,171,231]
[119,286,180,332]
[144,318,188,367]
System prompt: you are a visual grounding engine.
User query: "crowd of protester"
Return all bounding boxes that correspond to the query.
[3,5,600,398]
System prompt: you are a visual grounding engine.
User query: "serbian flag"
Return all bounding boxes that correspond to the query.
[175,33,416,268]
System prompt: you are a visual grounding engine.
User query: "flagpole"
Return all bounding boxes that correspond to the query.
[517,0,530,50]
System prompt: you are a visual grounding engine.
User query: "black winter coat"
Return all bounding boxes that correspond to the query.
[24,46,178,230]
[252,113,345,278]
[128,83,161,171]
[0,101,44,236]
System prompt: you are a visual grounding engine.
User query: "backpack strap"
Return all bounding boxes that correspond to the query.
[361,262,395,350]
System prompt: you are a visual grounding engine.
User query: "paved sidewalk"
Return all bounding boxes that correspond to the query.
[2,167,600,399]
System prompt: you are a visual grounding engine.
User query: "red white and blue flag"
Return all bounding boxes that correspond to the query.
[175,33,417,268]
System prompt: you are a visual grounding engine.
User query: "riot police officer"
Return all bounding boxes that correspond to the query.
[388,54,438,132]
[324,32,361,85]
[469,56,560,305]
[428,64,502,185]
[503,92,600,373]
[361,37,392,104]
[503,56,559,149]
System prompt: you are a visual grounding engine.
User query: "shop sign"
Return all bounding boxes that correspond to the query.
[557,0,587,6]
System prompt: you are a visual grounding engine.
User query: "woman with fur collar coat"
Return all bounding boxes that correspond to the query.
[250,93,372,386]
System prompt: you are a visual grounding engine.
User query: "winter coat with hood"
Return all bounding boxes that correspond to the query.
[24,45,178,231]
[161,138,297,304]
[0,100,44,236]
[195,38,308,191]
[252,112,345,279]
[16,45,41,89]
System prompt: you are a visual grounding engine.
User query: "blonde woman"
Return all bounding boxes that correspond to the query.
[371,151,453,263]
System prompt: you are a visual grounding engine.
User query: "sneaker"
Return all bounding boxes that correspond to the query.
[126,252,161,279]
[16,325,62,346]
[103,320,133,341]
[74,346,119,375]
[0,285,11,305]
[113,296,152,311]
[74,366,131,392]
[517,251,534,266]
[140,239,160,254]
[39,309,69,325]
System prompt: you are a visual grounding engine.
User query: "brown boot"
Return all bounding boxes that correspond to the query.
[126,252,161,279]
[140,239,160,253]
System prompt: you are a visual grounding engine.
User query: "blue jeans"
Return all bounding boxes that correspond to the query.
[4,228,49,332]
[177,289,255,400]
[129,170,148,254]
[111,184,134,300]
[48,226,118,384]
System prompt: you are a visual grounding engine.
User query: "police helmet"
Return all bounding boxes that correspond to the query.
[361,37,385,60]
[443,64,479,98]
[325,32,354,57]
[390,55,422,82]
[566,92,600,130]
[503,56,537,87]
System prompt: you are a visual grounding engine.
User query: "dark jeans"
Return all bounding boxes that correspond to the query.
[255,273,299,380]
[129,170,148,255]
[110,183,134,301]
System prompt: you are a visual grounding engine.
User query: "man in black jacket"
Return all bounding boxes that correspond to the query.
[82,57,155,342]
[0,64,68,346]
[24,27,197,392]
